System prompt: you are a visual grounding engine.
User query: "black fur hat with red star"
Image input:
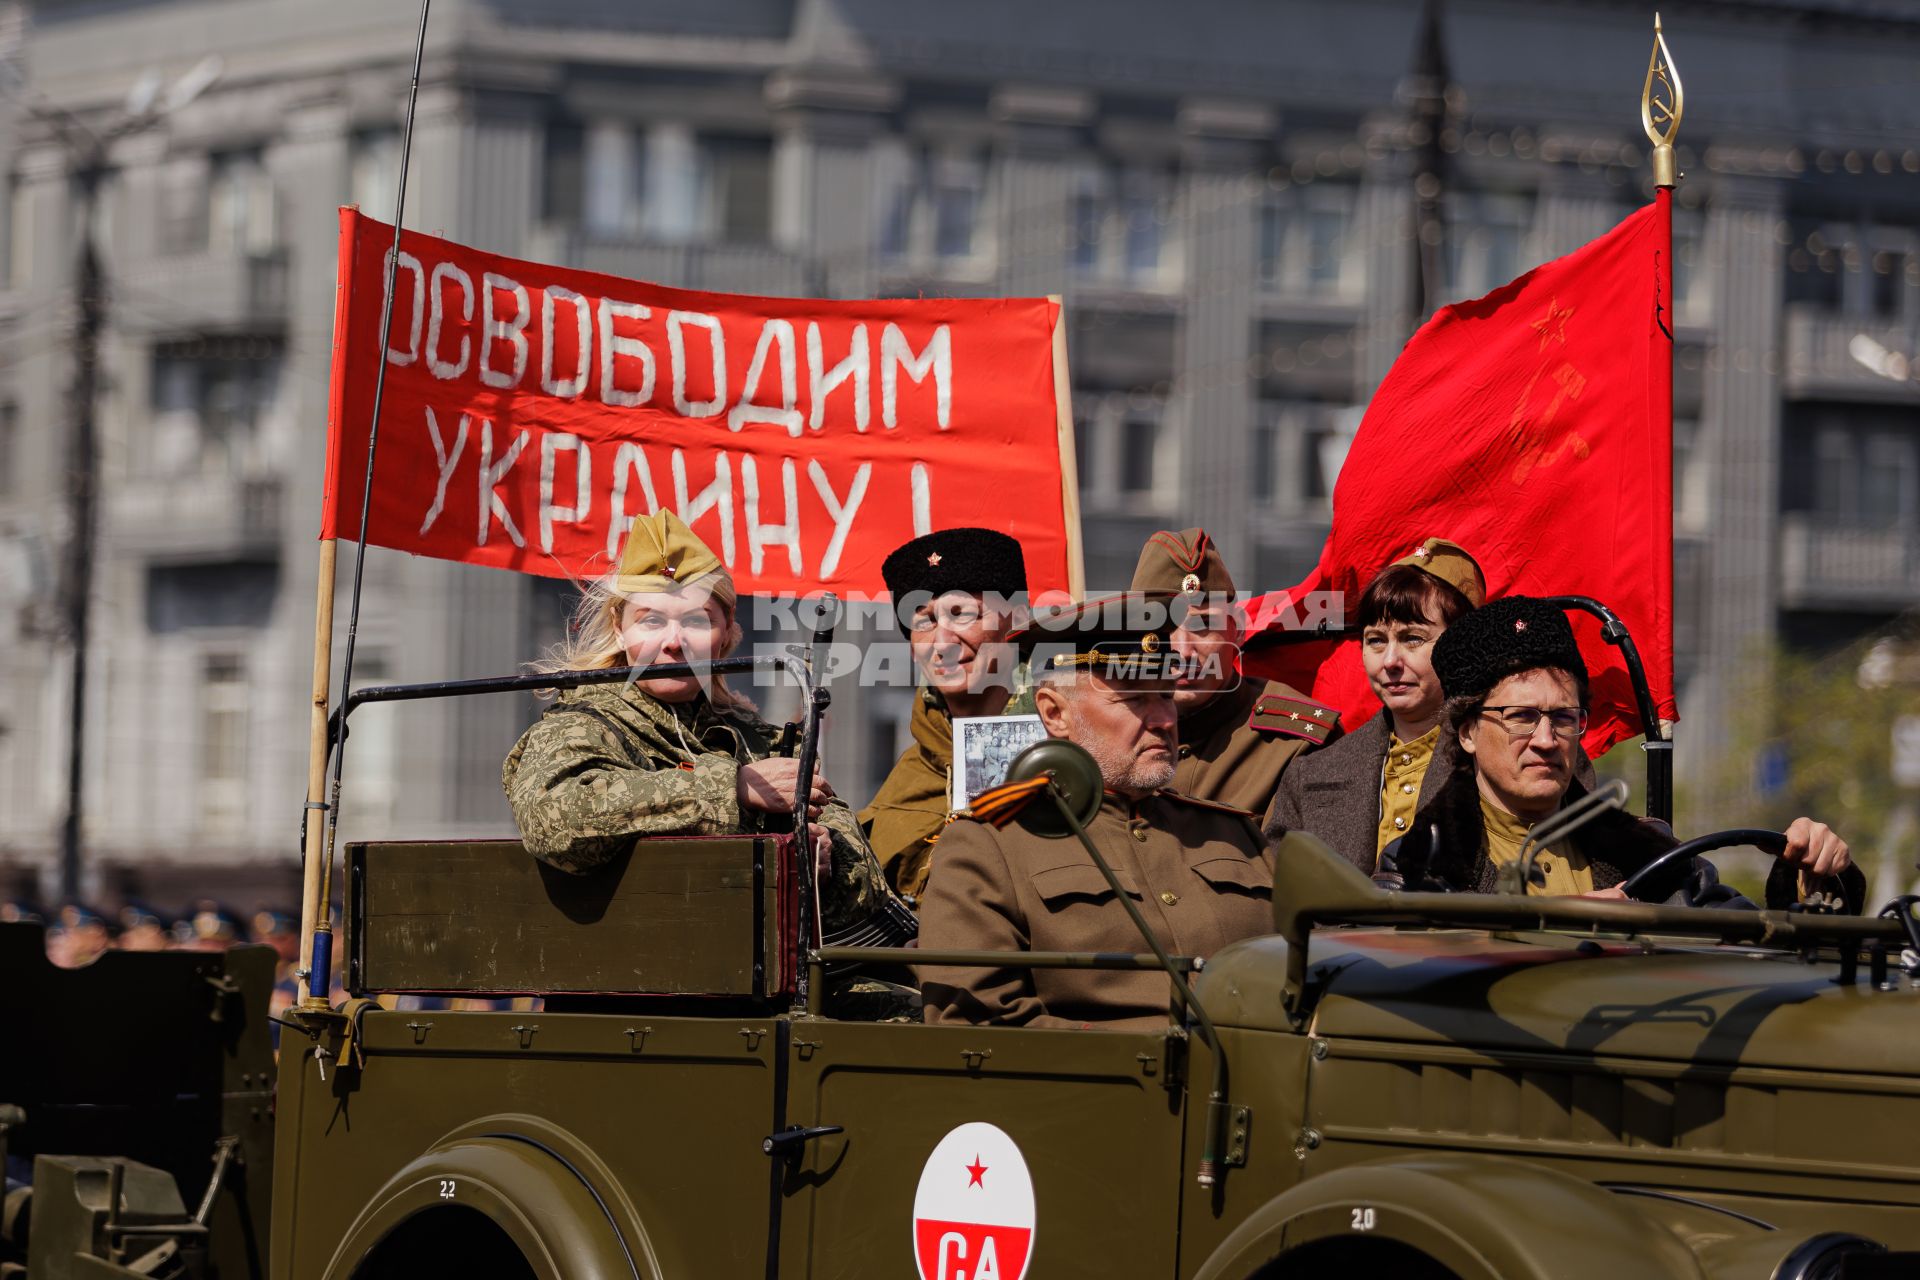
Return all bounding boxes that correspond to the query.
[882,528,1029,635]
[1431,596,1587,703]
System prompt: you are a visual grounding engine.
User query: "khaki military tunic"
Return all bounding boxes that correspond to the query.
[1172,679,1339,822]
[918,791,1270,1030]
[501,680,885,933]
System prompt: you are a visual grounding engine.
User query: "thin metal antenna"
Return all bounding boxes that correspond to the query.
[308,0,431,1003]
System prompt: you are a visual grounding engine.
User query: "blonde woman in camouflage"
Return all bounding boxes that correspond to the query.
[501,510,885,935]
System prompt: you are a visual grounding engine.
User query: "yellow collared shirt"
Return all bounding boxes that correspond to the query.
[1479,795,1595,896]
[1375,725,1441,866]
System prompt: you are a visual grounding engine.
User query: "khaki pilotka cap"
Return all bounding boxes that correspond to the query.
[1389,537,1487,608]
[1130,528,1235,599]
[612,510,737,610]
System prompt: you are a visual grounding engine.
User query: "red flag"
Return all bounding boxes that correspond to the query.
[1245,192,1675,756]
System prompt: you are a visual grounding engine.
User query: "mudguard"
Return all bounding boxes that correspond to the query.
[319,1115,657,1280]
[1191,1153,1706,1280]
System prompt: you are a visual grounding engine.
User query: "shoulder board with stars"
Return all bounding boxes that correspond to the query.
[1249,694,1341,745]
[1155,790,1259,821]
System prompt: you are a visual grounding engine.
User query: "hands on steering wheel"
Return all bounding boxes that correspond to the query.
[1615,819,1851,902]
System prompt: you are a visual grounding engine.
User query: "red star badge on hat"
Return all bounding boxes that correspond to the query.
[1514,618,1528,632]
[928,552,943,567]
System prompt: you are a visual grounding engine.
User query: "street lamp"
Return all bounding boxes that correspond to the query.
[41,55,221,901]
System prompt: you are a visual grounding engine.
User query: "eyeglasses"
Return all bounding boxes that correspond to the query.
[1479,705,1587,738]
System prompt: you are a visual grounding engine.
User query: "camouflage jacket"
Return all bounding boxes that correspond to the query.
[500,680,884,932]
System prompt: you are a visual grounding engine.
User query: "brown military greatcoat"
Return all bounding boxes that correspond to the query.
[918,791,1269,1030]
[1172,679,1340,822]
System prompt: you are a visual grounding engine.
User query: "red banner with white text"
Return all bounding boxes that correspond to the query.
[320,211,1074,596]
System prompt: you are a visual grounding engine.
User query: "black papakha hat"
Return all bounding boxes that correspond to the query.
[882,528,1029,634]
[1431,596,1587,703]
[1014,593,1191,687]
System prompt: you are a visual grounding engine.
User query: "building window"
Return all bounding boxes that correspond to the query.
[340,652,397,821]
[1259,183,1360,299]
[0,402,14,500]
[1073,415,1096,493]
[876,142,990,269]
[1785,218,1917,321]
[157,156,209,255]
[349,128,401,219]
[150,336,285,476]
[585,121,645,238]
[3,173,23,289]
[1250,422,1276,504]
[1072,166,1177,288]
[208,149,276,253]
[1444,192,1535,301]
[1671,207,1709,324]
[200,652,249,829]
[1119,414,1160,495]
[702,134,773,244]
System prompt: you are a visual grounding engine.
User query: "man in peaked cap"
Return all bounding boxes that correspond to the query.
[1129,528,1340,824]
[1389,596,1861,910]
[861,527,1033,904]
[918,596,1276,1029]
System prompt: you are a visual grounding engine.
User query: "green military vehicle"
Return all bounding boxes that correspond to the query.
[265,638,1920,1280]
[0,922,275,1279]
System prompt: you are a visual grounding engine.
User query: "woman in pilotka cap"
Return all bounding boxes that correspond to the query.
[500,510,886,935]
[1268,537,1491,874]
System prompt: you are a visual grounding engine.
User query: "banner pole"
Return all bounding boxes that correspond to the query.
[302,0,432,1014]
[295,538,337,1005]
[1047,296,1085,602]
[1642,13,1683,826]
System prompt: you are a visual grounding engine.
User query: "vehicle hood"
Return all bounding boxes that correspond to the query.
[1200,928,1920,1075]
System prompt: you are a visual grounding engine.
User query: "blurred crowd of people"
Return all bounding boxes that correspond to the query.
[2,896,299,969]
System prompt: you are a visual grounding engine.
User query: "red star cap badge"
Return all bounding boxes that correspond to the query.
[928,551,943,567]
[1515,619,1528,632]
[965,1155,988,1187]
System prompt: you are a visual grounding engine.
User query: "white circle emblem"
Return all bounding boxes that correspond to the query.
[911,1121,1036,1280]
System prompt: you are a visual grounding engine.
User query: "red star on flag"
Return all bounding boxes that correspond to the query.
[1530,297,1574,352]
[966,1155,988,1188]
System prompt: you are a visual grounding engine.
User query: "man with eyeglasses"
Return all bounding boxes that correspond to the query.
[1386,596,1861,909]
[1128,528,1340,822]
[862,528,1033,904]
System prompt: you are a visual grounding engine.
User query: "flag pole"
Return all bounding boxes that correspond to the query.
[1641,13,1683,825]
[296,0,432,1016]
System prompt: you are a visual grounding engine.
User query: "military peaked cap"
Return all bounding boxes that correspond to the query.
[1016,593,1190,686]
[1432,596,1587,703]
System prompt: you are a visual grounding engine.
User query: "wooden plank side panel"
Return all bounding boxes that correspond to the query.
[349,838,777,996]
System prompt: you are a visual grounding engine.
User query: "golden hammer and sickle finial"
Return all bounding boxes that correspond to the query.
[1642,13,1685,187]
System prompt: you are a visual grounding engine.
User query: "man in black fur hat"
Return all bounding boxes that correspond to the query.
[862,527,1033,903]
[1389,597,1861,910]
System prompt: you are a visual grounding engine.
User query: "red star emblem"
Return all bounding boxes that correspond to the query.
[928,551,943,567]
[1515,619,1529,632]
[965,1155,988,1188]
[1530,297,1574,352]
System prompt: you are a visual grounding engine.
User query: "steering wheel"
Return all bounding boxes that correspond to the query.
[1616,828,1787,901]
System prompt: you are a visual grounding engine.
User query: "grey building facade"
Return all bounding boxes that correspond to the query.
[2,0,1919,903]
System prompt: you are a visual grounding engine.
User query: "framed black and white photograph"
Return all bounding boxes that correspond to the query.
[950,714,1049,810]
